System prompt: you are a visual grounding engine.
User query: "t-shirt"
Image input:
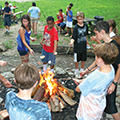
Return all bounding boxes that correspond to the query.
[5,91,52,120]
[110,40,120,73]
[28,6,40,18]
[57,13,63,23]
[72,23,88,53]
[67,10,73,22]
[43,25,59,53]
[4,7,11,17]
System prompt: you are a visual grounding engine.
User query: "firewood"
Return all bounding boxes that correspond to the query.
[58,97,66,109]
[58,90,77,106]
[33,85,45,101]
[58,83,75,98]
[50,95,60,112]
[31,84,40,97]
[0,109,9,120]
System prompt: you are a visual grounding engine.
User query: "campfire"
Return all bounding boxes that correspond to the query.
[31,69,77,112]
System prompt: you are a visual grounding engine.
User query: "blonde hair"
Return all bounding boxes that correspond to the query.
[14,63,39,90]
[106,19,118,35]
[76,11,85,19]
[94,43,119,64]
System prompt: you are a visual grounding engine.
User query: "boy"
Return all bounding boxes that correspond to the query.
[5,63,52,120]
[80,21,120,120]
[65,5,73,38]
[40,16,59,72]
[2,1,11,35]
[75,43,119,120]
[69,11,88,78]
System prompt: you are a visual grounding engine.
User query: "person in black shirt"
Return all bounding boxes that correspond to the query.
[2,1,11,35]
[69,11,88,78]
[80,20,120,120]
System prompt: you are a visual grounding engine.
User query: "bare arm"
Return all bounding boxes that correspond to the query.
[69,39,75,46]
[53,40,58,55]
[0,60,7,67]
[40,38,44,46]
[76,85,81,92]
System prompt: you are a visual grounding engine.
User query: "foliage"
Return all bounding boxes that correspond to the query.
[3,40,14,49]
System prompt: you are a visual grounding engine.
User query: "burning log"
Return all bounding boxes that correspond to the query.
[58,97,66,109]
[31,84,40,97]
[58,90,77,106]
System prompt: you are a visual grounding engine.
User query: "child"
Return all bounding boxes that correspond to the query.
[2,1,11,35]
[75,43,119,120]
[40,16,59,72]
[80,20,120,120]
[65,5,73,38]
[69,11,88,78]
[5,63,52,120]
[9,3,18,24]
[16,14,35,63]
[54,9,63,33]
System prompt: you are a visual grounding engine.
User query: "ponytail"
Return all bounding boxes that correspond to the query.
[113,27,118,35]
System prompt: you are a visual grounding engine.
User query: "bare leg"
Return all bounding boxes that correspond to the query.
[5,26,8,30]
[112,112,120,120]
[8,26,10,31]
[67,27,69,34]
[21,53,29,63]
[34,22,38,33]
[32,22,34,33]
[81,61,85,69]
[71,28,73,35]
[75,62,79,69]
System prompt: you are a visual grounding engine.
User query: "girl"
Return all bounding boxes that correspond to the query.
[16,14,35,63]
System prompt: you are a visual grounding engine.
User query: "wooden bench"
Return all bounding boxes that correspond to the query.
[0,109,9,120]
[14,11,23,21]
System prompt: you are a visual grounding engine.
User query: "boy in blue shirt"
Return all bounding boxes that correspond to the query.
[2,1,11,35]
[65,5,73,38]
[75,43,119,120]
[5,63,52,120]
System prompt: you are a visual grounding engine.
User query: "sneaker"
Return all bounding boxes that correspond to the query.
[7,32,10,35]
[4,31,8,34]
[11,21,13,24]
[15,21,18,24]
[65,33,69,37]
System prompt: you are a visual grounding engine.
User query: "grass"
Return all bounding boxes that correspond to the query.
[0,0,120,46]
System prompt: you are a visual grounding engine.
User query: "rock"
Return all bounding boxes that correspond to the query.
[106,114,113,119]
[117,85,120,96]
[0,43,7,52]
[55,67,66,75]
[116,97,120,103]
[65,68,71,71]
[67,71,74,76]
[1,72,14,78]
[0,97,3,103]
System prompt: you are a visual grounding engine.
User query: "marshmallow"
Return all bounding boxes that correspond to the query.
[40,55,45,59]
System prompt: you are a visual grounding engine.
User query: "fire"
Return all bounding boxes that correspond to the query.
[39,69,58,96]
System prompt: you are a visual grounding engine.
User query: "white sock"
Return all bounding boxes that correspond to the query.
[75,69,79,72]
[11,20,13,22]
[80,68,84,71]
[6,29,8,31]
[15,20,17,22]
[50,68,54,72]
[43,64,47,71]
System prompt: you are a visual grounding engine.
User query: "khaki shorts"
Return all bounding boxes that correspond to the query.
[31,17,39,23]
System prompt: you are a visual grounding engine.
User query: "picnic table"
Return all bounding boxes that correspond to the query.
[72,15,97,33]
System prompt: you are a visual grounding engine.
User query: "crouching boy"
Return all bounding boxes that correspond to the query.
[5,63,52,120]
[75,43,119,120]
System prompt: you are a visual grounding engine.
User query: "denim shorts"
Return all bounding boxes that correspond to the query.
[18,50,28,56]
[41,49,56,65]
[58,22,66,30]
[4,16,11,26]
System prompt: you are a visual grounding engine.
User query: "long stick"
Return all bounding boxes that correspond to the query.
[7,63,16,67]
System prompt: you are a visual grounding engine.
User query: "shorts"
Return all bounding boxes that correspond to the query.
[58,22,66,30]
[66,21,72,28]
[4,16,11,26]
[41,49,56,65]
[74,51,87,62]
[31,17,39,23]
[104,86,118,114]
[18,50,28,56]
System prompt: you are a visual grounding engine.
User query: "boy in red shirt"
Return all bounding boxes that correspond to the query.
[40,16,59,72]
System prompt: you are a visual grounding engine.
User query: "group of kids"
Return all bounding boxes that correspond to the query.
[0,1,120,120]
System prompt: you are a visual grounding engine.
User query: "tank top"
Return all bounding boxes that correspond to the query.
[16,28,31,51]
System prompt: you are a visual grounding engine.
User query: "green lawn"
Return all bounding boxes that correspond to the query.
[1,0,120,34]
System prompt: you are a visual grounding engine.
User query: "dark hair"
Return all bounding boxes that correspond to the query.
[32,2,36,6]
[69,3,73,7]
[14,63,39,90]
[47,16,54,23]
[94,20,109,34]
[59,9,63,12]
[21,14,31,30]
[106,19,118,35]
[5,1,9,5]
[94,43,119,64]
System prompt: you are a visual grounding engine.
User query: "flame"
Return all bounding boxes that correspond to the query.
[39,69,58,96]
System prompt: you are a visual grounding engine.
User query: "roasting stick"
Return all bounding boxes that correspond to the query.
[66,45,70,54]
[7,63,16,67]
[11,85,18,89]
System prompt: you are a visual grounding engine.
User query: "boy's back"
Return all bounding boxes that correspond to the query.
[5,91,51,120]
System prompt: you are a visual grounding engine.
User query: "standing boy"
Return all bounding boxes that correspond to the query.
[40,16,59,72]
[5,63,52,120]
[75,43,119,120]
[81,20,120,120]
[69,11,88,78]
[65,5,73,38]
[2,1,11,35]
